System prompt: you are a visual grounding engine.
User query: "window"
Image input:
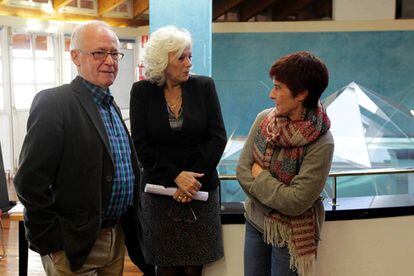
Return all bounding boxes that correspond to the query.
[80,0,94,9]
[11,33,56,110]
[63,36,75,84]
[214,30,414,205]
[396,0,414,19]
[104,0,133,18]
[66,0,77,7]
[0,27,11,173]
[0,41,3,111]
[58,0,97,15]
[117,2,128,13]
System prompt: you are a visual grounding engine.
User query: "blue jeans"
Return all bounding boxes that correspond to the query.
[244,221,298,276]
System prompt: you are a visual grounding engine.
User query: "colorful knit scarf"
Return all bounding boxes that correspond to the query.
[252,104,330,276]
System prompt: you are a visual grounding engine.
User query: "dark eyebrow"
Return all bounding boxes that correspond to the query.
[93,48,118,52]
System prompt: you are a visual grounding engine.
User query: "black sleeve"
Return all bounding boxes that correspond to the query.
[190,78,227,188]
[129,82,182,185]
[13,91,63,255]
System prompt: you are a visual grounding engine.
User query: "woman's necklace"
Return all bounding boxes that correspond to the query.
[164,87,182,118]
[166,95,182,109]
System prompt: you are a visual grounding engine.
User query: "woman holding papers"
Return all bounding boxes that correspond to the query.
[129,25,227,276]
[237,51,334,276]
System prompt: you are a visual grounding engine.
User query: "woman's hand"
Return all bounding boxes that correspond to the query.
[173,189,192,203]
[174,171,203,199]
[251,162,264,179]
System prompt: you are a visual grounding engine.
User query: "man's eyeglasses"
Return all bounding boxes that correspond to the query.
[80,50,124,61]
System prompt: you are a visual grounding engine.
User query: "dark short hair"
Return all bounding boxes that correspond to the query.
[269,51,329,109]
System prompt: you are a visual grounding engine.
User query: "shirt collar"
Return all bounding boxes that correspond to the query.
[81,77,113,106]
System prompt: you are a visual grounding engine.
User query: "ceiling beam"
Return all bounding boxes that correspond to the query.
[133,0,148,18]
[104,17,148,27]
[53,0,73,11]
[271,0,314,21]
[312,0,332,19]
[239,0,277,21]
[97,0,126,16]
[213,0,244,20]
[0,5,148,27]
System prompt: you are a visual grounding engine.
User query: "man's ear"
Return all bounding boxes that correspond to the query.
[71,50,80,66]
[298,90,309,102]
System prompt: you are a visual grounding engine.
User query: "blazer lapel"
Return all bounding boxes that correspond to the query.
[181,79,190,132]
[70,76,114,163]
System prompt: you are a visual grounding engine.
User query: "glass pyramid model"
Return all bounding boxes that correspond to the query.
[323,82,414,171]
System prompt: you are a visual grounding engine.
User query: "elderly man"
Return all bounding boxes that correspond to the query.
[14,20,152,275]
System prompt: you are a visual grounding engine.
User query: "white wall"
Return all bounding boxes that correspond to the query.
[333,0,396,21]
[317,216,414,276]
[203,224,245,276]
[205,216,414,276]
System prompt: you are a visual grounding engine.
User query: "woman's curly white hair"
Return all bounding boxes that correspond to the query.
[143,25,192,86]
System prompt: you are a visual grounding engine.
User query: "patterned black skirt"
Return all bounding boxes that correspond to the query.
[140,186,224,266]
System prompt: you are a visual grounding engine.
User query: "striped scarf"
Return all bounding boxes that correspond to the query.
[252,104,330,276]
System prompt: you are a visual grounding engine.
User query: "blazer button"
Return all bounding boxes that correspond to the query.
[105,175,113,182]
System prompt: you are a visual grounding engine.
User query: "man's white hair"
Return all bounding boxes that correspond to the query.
[70,20,118,51]
[143,25,192,86]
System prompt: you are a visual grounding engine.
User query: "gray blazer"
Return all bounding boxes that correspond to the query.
[14,76,143,271]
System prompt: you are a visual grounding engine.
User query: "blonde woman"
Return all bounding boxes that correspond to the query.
[129,26,226,276]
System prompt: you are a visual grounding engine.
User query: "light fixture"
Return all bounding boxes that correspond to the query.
[26,19,42,32]
[40,3,55,14]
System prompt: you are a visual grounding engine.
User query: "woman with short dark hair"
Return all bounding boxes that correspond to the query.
[237,51,334,276]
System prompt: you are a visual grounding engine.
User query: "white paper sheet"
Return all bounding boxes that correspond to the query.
[144,183,208,201]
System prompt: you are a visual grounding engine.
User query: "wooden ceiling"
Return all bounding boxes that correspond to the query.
[0,0,331,28]
[0,0,149,27]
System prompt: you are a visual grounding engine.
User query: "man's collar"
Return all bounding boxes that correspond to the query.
[80,77,113,106]
[80,77,109,93]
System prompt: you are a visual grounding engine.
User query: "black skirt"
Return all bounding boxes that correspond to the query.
[140,186,224,266]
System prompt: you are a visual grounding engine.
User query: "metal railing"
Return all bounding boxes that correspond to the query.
[218,167,414,206]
